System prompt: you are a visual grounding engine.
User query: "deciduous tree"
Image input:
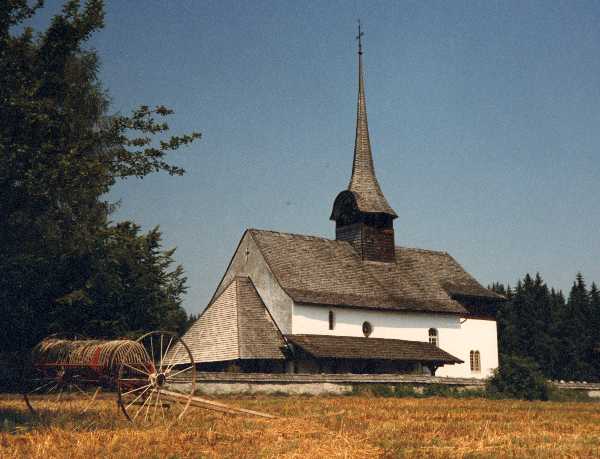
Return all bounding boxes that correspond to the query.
[0,1,199,354]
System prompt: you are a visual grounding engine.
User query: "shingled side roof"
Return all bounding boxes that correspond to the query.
[172,276,286,364]
[248,229,502,315]
[236,277,287,360]
[286,334,462,364]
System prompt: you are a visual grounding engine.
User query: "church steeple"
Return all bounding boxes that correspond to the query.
[348,21,397,218]
[330,23,397,263]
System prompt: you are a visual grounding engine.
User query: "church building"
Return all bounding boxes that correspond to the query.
[179,30,504,379]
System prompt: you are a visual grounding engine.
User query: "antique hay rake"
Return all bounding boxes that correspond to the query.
[23,331,275,425]
[23,331,197,425]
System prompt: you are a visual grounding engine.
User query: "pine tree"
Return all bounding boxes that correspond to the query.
[495,273,599,382]
[502,274,554,376]
[560,273,593,380]
[547,288,566,379]
[527,274,555,376]
[52,223,188,337]
[489,282,507,296]
[496,282,518,358]
[587,282,600,380]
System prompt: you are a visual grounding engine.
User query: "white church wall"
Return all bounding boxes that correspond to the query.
[293,304,460,338]
[209,231,294,334]
[292,304,498,379]
[435,318,498,379]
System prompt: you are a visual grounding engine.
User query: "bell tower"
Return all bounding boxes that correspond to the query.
[330,22,397,263]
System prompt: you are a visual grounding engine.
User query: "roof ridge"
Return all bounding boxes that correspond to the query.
[395,246,449,255]
[248,228,334,242]
[250,228,450,255]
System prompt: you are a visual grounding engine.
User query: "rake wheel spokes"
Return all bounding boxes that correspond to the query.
[117,330,196,426]
[23,366,101,417]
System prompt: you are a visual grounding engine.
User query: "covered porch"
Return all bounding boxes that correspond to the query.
[284,334,463,375]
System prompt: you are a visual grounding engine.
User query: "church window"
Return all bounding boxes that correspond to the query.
[428,328,439,347]
[470,350,481,372]
[362,321,373,337]
[328,310,335,330]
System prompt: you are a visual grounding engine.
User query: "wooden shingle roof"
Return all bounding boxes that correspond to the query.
[343,31,397,218]
[172,276,286,364]
[249,229,502,315]
[286,334,462,364]
[235,277,287,360]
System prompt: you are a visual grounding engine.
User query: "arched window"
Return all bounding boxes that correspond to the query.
[362,321,373,337]
[428,328,439,347]
[470,350,481,372]
[328,310,335,330]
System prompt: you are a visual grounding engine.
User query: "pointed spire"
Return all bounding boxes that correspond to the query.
[348,21,397,218]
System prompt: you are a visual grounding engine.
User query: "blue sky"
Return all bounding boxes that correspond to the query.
[25,1,600,314]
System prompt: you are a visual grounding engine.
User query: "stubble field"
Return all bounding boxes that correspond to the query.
[1,394,599,458]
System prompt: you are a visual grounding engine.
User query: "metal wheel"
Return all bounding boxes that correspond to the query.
[117,331,196,426]
[23,333,102,417]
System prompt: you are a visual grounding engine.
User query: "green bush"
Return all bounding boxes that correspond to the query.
[547,388,593,402]
[486,355,550,401]
[393,385,419,398]
[350,384,419,397]
[421,384,484,398]
[422,384,456,397]
[350,384,486,398]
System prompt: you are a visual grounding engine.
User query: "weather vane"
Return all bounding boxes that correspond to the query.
[356,19,364,55]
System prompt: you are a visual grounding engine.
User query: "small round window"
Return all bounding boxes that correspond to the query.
[362,321,373,337]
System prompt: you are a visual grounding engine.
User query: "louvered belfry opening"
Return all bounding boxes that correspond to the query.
[332,192,396,263]
[334,213,396,263]
[330,25,397,263]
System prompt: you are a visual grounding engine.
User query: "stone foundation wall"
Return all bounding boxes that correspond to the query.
[189,372,600,397]
[193,372,483,396]
[197,382,353,395]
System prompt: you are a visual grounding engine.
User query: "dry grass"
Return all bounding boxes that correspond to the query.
[1,393,599,458]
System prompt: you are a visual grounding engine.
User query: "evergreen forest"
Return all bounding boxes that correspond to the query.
[492,273,600,382]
